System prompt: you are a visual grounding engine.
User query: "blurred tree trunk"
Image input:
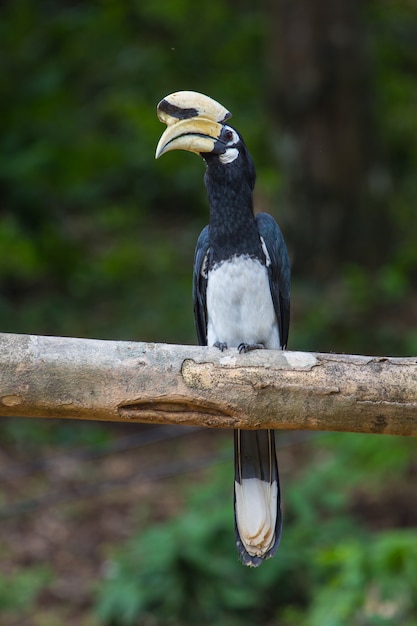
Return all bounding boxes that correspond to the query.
[267,0,372,275]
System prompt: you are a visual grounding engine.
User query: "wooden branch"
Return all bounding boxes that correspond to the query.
[0,332,416,436]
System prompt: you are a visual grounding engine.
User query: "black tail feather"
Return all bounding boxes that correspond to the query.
[234,429,282,567]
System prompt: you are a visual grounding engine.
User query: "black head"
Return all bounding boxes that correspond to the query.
[201,123,256,193]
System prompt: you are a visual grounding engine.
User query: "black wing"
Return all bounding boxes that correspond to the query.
[192,225,210,346]
[256,212,290,349]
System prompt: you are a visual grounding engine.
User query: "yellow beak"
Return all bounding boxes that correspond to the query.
[155,90,232,159]
[155,117,224,159]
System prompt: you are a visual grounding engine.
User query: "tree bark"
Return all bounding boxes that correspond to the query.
[0,333,416,436]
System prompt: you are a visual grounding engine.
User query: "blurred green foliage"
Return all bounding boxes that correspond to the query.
[96,435,417,626]
[1,0,417,624]
[0,566,52,618]
[0,0,267,342]
[1,0,417,353]
[0,0,417,354]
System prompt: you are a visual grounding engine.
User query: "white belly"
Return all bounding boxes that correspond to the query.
[206,256,280,349]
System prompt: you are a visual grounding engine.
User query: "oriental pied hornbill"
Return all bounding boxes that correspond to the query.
[156,91,290,567]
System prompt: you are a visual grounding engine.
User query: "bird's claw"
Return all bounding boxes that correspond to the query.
[238,342,265,354]
[214,341,228,352]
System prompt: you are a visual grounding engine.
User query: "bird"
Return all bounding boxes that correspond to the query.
[156,91,290,567]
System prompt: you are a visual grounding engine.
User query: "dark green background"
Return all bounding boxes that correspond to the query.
[1,1,417,624]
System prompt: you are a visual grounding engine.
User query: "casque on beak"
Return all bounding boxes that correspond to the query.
[157,90,231,126]
[155,90,232,159]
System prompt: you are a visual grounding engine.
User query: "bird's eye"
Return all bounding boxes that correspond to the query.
[224,129,234,143]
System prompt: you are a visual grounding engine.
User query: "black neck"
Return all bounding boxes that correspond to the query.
[204,156,262,265]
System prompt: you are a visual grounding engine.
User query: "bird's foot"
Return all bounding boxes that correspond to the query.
[238,343,265,354]
[214,341,228,352]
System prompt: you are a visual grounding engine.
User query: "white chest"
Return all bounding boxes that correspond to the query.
[206,256,280,349]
